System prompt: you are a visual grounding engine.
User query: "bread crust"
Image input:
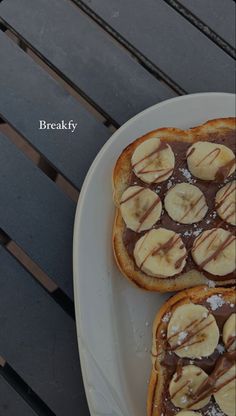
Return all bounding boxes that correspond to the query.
[147,285,236,416]
[112,118,236,291]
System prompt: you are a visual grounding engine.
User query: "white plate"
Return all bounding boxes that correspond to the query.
[73,93,235,416]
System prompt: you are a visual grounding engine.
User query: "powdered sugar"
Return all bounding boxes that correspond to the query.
[179,167,196,184]
[162,312,171,323]
[207,279,216,288]
[205,403,224,416]
[180,395,188,404]
[207,295,225,311]
[166,179,173,190]
[210,211,217,219]
[183,230,192,237]
[179,168,191,180]
[177,331,188,344]
[216,344,225,354]
[183,228,203,238]
[192,228,203,237]
[155,186,161,194]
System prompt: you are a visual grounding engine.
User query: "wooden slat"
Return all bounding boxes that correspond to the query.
[0,246,89,416]
[0,0,176,126]
[179,0,236,47]
[81,0,235,93]
[0,377,36,416]
[0,132,75,298]
[0,31,110,189]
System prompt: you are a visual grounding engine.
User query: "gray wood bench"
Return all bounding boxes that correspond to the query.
[0,0,235,414]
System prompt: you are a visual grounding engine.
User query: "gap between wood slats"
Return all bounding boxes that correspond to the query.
[163,0,236,59]
[0,357,55,416]
[0,5,184,104]
[72,0,235,66]
[70,0,186,95]
[3,26,117,132]
[0,122,80,202]
[0,229,75,320]
[0,22,122,128]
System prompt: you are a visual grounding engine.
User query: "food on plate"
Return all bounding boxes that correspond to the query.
[112,117,236,291]
[215,181,236,226]
[120,186,162,232]
[186,141,235,181]
[164,183,208,225]
[131,137,175,184]
[147,286,236,416]
[133,228,187,278]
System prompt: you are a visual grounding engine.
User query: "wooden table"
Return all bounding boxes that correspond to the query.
[0,0,235,414]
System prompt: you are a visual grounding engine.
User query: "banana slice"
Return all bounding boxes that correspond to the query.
[214,363,236,416]
[131,138,175,184]
[215,181,236,226]
[223,313,236,352]
[186,141,235,181]
[191,228,236,276]
[167,303,219,358]
[169,365,211,410]
[119,186,162,232]
[164,183,208,224]
[176,412,201,416]
[133,228,187,278]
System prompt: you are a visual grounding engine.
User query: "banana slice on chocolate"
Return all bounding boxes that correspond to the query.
[215,181,236,226]
[176,412,201,416]
[119,186,162,232]
[134,228,187,278]
[164,183,208,224]
[214,363,236,416]
[167,303,219,358]
[186,141,235,181]
[223,313,236,352]
[169,365,211,410]
[131,138,175,184]
[191,228,236,276]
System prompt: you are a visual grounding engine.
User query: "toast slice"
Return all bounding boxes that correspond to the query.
[112,118,236,292]
[147,285,236,416]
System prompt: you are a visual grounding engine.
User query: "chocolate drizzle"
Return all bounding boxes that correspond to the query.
[152,235,180,257]
[195,147,221,167]
[132,141,168,170]
[190,351,236,407]
[198,234,235,270]
[120,187,144,204]
[179,194,205,222]
[137,197,161,232]
[186,146,195,158]
[226,335,236,350]
[123,131,236,283]
[216,181,236,210]
[157,300,236,415]
[167,314,213,353]
[216,158,236,181]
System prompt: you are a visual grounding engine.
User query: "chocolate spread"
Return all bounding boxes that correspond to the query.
[123,131,236,282]
[155,298,236,415]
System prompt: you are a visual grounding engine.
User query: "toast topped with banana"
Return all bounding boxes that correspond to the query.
[148,286,236,416]
[112,118,236,292]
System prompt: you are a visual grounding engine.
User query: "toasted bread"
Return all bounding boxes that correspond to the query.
[147,285,236,416]
[112,118,236,292]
